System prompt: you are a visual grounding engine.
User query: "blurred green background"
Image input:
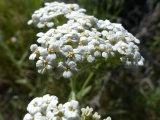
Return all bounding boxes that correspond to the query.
[0,0,160,120]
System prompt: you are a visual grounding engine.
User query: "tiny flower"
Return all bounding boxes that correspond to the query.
[81,106,93,117]
[37,17,54,28]
[47,42,62,59]
[23,112,45,120]
[36,55,55,74]
[41,94,58,110]
[47,103,65,119]
[29,44,40,60]
[114,41,130,55]
[63,100,80,120]
[23,113,33,120]
[92,112,101,120]
[102,43,114,58]
[104,116,111,120]
[62,45,82,61]
[80,46,95,63]
[37,35,56,47]
[27,97,43,115]
[59,60,77,78]
[51,62,64,79]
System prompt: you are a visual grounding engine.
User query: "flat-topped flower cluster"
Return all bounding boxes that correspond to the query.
[23,94,111,120]
[28,2,144,79]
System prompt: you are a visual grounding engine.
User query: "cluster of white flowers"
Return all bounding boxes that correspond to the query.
[28,2,86,28]
[28,2,144,79]
[23,94,111,120]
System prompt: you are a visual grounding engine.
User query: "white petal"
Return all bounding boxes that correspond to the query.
[30,44,38,51]
[38,68,46,74]
[87,55,95,63]
[47,54,56,62]
[50,44,60,52]
[23,113,33,120]
[46,65,53,70]
[47,22,54,27]
[34,112,43,120]
[37,32,44,37]
[138,57,144,66]
[37,38,44,44]
[102,52,108,58]
[29,53,37,60]
[36,60,43,67]
[63,71,72,78]
[37,23,44,28]
[75,54,82,61]
[106,116,111,120]
[40,49,48,57]
[68,61,76,69]
[94,51,101,57]
[27,97,43,114]
[70,100,79,108]
[28,20,33,25]
[65,45,73,52]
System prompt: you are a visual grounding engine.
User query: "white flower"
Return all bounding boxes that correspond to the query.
[29,44,40,60]
[37,35,56,47]
[23,113,33,120]
[92,112,101,120]
[80,46,95,63]
[102,30,108,40]
[138,56,144,66]
[52,30,63,39]
[104,116,111,120]
[114,41,131,55]
[28,1,86,28]
[36,55,55,74]
[27,13,40,25]
[62,45,82,61]
[23,112,46,120]
[120,56,133,66]
[99,19,111,29]
[89,40,105,57]
[47,42,62,59]
[115,31,126,41]
[27,97,43,115]
[107,34,118,45]
[39,48,48,58]
[126,33,140,44]
[59,60,77,78]
[47,103,65,119]
[133,52,144,66]
[41,94,58,110]
[63,100,80,120]
[81,106,93,117]
[102,43,114,58]
[37,16,54,28]
[51,62,64,79]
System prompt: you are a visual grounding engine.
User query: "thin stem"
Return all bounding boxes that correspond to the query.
[70,77,76,100]
[80,62,102,92]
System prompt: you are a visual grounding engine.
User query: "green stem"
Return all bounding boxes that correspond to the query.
[70,77,76,100]
[80,62,101,92]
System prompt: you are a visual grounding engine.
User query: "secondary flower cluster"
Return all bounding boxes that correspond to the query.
[28,2,144,79]
[28,2,86,28]
[23,94,111,120]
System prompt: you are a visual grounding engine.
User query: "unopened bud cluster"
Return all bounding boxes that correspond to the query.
[23,94,111,120]
[28,2,144,79]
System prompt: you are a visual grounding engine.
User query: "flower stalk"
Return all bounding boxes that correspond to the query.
[70,77,76,100]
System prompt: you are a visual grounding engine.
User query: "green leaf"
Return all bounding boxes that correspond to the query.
[77,86,92,99]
